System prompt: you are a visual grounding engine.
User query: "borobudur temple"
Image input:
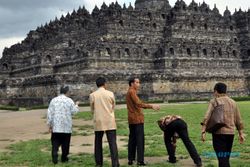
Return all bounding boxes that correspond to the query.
[0,0,250,106]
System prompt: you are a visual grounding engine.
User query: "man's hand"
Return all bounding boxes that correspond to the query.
[49,127,52,133]
[201,132,206,142]
[239,132,245,144]
[75,101,80,106]
[201,125,206,142]
[152,104,160,111]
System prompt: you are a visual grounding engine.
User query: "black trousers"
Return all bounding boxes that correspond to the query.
[212,134,234,167]
[128,123,144,163]
[164,119,201,165]
[51,133,71,164]
[95,130,119,167]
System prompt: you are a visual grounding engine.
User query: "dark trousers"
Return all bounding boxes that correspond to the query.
[128,123,144,163]
[95,130,119,167]
[164,119,201,165]
[212,134,234,167]
[51,133,71,164]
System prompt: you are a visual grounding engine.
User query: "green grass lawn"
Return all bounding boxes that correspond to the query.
[0,102,249,167]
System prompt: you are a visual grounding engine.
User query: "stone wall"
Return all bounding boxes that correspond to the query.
[0,73,248,106]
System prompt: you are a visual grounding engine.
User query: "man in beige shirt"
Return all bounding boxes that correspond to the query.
[89,77,119,167]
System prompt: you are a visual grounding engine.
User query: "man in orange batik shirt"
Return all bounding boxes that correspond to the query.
[126,77,160,166]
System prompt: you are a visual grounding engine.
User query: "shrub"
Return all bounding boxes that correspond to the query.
[0,105,19,111]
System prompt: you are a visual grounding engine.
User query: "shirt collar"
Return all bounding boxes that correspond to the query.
[216,94,227,98]
[129,87,137,92]
[98,87,105,90]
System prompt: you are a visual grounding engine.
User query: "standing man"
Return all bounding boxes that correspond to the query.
[201,82,245,167]
[47,85,79,164]
[89,77,120,167]
[126,77,160,166]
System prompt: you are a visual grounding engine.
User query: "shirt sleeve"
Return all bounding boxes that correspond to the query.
[89,94,94,113]
[130,90,152,109]
[47,100,54,127]
[201,99,214,129]
[235,104,244,130]
[69,98,79,115]
[112,92,115,111]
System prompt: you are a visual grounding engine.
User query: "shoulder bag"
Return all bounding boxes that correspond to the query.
[205,98,226,133]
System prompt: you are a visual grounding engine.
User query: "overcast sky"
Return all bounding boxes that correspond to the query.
[0,0,249,58]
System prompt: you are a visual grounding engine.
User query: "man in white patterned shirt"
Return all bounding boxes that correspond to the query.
[47,85,79,164]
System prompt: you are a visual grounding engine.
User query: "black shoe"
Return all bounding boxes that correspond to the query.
[128,160,133,165]
[52,159,58,164]
[195,163,202,167]
[52,154,58,164]
[61,157,69,163]
[195,158,202,167]
[137,162,147,166]
[168,160,177,164]
[52,157,58,164]
[95,165,103,167]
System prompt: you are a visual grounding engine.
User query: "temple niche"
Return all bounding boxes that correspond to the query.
[0,0,250,106]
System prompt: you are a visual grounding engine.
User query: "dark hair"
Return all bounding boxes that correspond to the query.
[214,82,227,94]
[96,77,106,87]
[60,85,69,94]
[129,77,137,86]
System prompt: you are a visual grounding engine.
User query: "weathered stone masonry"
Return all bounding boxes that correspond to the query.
[0,0,250,106]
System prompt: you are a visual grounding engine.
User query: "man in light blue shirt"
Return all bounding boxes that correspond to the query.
[47,85,79,164]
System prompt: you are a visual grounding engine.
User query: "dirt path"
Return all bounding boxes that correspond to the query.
[0,109,48,152]
[0,105,130,153]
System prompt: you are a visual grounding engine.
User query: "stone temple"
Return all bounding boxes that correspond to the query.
[0,0,250,106]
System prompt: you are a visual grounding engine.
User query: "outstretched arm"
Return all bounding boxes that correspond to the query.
[129,90,160,111]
